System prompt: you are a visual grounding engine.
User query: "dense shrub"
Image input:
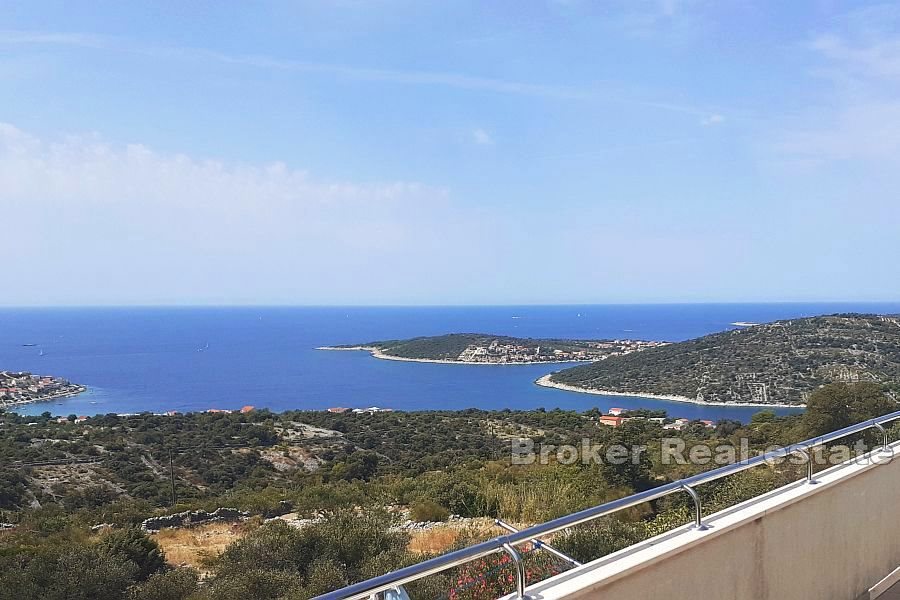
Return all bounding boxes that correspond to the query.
[126,568,198,600]
[207,510,412,599]
[411,500,449,522]
[0,544,137,600]
[98,528,167,581]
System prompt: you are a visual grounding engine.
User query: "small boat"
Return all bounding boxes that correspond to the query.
[22,343,36,347]
[39,349,44,357]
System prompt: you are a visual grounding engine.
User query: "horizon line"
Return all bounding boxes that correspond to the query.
[1,301,899,310]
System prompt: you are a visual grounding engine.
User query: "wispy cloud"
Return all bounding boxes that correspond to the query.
[0,29,587,101]
[604,0,711,41]
[809,34,900,80]
[0,30,106,47]
[701,113,725,126]
[0,28,730,120]
[471,128,494,145]
[532,136,696,161]
[775,6,900,165]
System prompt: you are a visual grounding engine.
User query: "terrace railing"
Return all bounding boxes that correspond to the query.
[314,410,900,600]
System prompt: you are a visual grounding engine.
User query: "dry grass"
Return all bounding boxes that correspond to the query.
[153,522,249,572]
[408,527,461,554]
[407,518,506,555]
[152,516,516,570]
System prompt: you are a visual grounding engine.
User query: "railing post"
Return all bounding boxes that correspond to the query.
[872,421,894,463]
[680,484,708,530]
[502,542,527,599]
[495,519,582,568]
[873,422,889,453]
[793,448,817,484]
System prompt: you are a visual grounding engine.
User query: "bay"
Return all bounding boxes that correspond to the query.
[3,303,898,421]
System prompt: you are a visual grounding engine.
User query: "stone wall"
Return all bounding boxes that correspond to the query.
[140,507,249,531]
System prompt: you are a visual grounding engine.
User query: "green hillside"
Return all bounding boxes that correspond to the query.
[550,314,900,405]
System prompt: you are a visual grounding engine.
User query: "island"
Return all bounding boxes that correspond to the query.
[0,371,86,408]
[319,333,666,364]
[543,314,900,407]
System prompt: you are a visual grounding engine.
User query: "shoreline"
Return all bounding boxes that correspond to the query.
[1,385,88,410]
[322,347,806,409]
[534,375,805,409]
[316,346,591,366]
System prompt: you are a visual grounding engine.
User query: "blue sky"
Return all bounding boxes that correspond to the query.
[1,1,899,305]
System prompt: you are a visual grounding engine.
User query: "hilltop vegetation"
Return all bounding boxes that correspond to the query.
[354,333,511,359]
[2,383,897,599]
[0,407,649,515]
[550,314,900,405]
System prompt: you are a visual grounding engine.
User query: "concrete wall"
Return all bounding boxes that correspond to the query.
[520,444,900,600]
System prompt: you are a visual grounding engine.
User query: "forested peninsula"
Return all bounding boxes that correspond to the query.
[320,333,663,364]
[547,314,900,406]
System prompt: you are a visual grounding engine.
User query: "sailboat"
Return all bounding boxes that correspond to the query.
[39,348,44,357]
[198,342,209,352]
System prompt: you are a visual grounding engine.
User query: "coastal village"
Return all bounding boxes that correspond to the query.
[597,407,714,430]
[0,371,85,409]
[455,338,666,364]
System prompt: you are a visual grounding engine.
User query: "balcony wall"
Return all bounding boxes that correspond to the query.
[513,442,900,600]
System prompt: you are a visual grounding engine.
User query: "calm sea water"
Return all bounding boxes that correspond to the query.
[3,304,899,421]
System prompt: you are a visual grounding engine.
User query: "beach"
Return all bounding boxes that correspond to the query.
[534,374,806,409]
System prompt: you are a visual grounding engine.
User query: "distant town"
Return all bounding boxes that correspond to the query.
[0,371,85,408]
[455,338,666,364]
[326,333,669,365]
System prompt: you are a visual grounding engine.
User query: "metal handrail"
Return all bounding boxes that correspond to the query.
[315,410,900,600]
[494,519,581,567]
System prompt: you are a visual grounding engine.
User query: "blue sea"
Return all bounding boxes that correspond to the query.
[3,303,899,422]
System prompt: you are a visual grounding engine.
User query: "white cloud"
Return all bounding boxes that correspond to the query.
[809,34,900,80]
[0,123,440,212]
[775,7,900,165]
[701,113,724,126]
[0,123,494,305]
[472,128,494,145]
